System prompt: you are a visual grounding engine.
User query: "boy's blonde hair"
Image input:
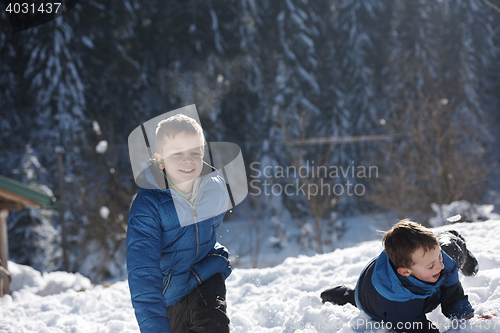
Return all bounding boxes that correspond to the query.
[383,219,438,269]
[155,114,205,153]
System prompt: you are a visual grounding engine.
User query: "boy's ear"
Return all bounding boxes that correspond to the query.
[154,153,164,169]
[397,267,411,276]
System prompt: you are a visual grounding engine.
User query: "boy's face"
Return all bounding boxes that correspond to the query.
[155,132,204,193]
[397,245,444,283]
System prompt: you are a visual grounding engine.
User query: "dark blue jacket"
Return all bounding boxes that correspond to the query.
[355,250,473,333]
[127,164,231,333]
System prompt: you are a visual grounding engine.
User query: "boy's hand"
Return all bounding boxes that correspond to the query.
[463,312,474,320]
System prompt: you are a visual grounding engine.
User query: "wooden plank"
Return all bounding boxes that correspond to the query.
[0,175,56,206]
[0,188,40,208]
[0,265,10,296]
[0,209,10,296]
[0,202,23,211]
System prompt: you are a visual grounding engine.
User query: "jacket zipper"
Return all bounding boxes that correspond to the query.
[162,273,172,295]
[193,202,199,261]
[172,191,200,267]
[181,192,199,261]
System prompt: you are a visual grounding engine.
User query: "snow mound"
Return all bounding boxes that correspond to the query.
[429,200,498,227]
[8,262,92,297]
[1,220,499,333]
[227,219,500,333]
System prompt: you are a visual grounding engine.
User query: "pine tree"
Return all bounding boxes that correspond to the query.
[440,0,496,136]
[0,11,33,173]
[372,0,495,217]
[7,146,60,272]
[251,0,350,252]
[0,11,18,150]
[335,0,391,158]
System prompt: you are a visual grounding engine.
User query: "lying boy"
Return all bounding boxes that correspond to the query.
[321,220,478,333]
[127,114,231,333]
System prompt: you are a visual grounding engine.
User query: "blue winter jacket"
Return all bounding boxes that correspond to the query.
[127,163,231,333]
[355,250,473,333]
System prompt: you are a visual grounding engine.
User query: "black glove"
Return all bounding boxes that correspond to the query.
[320,285,355,305]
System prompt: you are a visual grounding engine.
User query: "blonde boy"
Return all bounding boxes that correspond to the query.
[127,114,230,333]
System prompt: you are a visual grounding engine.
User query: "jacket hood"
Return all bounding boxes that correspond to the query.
[143,157,229,227]
[371,250,453,302]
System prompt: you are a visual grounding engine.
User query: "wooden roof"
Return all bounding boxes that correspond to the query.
[0,175,57,210]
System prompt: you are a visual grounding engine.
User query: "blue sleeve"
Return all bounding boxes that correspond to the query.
[192,241,232,281]
[212,174,230,225]
[212,211,225,233]
[440,250,474,319]
[127,198,171,333]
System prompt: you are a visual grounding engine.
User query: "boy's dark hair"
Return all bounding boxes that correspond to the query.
[155,114,205,153]
[383,219,438,268]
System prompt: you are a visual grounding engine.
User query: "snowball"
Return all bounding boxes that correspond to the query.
[99,206,110,219]
[92,120,101,135]
[95,140,108,154]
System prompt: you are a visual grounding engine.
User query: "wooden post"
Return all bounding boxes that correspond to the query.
[0,209,10,296]
[57,147,68,271]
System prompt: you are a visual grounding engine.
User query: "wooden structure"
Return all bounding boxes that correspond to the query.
[0,175,57,296]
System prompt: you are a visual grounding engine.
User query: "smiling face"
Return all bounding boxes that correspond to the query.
[397,245,445,283]
[154,132,204,194]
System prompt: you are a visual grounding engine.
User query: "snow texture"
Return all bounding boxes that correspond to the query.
[1,220,500,332]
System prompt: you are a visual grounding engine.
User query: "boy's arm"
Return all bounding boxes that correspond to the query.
[212,209,225,233]
[210,175,229,234]
[191,212,232,282]
[440,250,474,319]
[440,279,474,319]
[127,212,171,333]
[192,240,232,280]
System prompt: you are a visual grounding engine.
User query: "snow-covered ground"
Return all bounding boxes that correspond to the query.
[1,219,500,333]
